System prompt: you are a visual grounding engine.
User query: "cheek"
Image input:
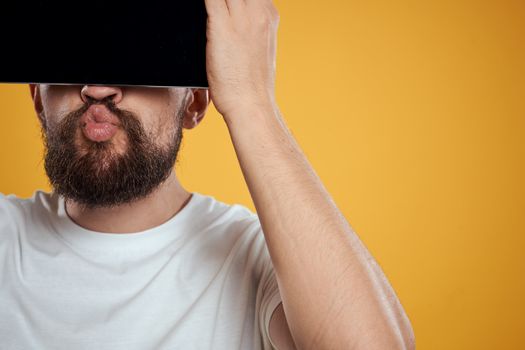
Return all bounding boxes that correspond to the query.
[146,105,181,141]
[43,109,60,130]
[153,117,181,149]
[42,86,81,110]
[42,100,83,130]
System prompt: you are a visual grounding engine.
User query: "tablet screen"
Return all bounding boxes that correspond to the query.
[0,1,208,87]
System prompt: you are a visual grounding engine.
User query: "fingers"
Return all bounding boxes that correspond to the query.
[204,0,229,18]
[205,0,245,18]
[225,0,246,16]
[244,0,276,10]
[245,0,279,21]
[205,0,279,19]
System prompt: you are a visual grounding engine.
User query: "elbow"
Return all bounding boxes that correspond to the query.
[379,309,416,350]
[364,327,416,350]
[403,323,416,350]
[392,315,416,350]
[378,328,416,350]
[388,299,416,350]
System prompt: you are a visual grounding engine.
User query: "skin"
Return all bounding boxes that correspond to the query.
[29,0,416,348]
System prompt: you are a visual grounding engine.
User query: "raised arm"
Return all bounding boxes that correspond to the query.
[203,0,415,348]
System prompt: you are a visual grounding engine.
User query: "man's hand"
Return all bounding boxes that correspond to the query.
[204,0,279,120]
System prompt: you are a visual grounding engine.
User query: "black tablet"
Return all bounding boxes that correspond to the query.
[0,1,208,88]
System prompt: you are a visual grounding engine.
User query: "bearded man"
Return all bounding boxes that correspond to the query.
[0,0,414,349]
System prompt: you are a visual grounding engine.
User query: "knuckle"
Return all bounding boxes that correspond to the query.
[255,14,270,26]
[268,3,279,17]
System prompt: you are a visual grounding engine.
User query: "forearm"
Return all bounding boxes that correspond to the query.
[224,105,415,350]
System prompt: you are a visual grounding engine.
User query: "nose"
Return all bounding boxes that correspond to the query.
[80,85,123,104]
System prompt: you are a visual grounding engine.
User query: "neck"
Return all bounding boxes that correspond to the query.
[64,171,192,233]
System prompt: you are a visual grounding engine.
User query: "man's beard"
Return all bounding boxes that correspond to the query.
[42,96,184,210]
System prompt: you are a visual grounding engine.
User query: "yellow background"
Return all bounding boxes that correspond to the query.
[1,0,524,348]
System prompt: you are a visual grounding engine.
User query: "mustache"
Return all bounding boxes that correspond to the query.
[44,96,149,153]
[70,96,129,126]
[67,96,142,130]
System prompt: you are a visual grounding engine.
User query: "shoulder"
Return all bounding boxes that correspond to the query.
[192,192,268,263]
[0,190,55,238]
[0,192,25,226]
[193,192,261,234]
[0,189,54,213]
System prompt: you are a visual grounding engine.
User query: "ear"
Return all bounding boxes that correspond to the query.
[181,88,210,130]
[29,84,46,129]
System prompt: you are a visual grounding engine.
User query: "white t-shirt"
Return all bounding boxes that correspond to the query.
[0,190,282,349]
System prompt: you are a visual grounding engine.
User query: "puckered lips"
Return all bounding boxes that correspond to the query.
[80,105,121,142]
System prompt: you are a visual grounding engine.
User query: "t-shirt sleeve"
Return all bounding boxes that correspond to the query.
[256,237,283,350]
[259,258,281,350]
[0,193,17,239]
